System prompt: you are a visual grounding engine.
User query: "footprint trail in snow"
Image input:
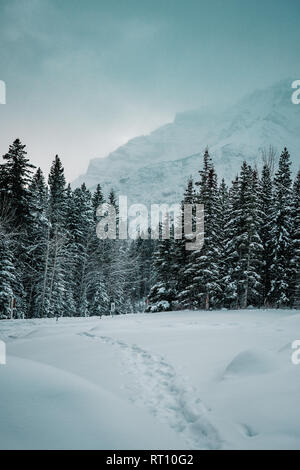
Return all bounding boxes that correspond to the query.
[79,331,221,450]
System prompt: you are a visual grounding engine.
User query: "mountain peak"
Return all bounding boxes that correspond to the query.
[73,79,300,204]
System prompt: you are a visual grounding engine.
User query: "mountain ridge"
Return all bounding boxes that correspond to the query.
[73,78,300,205]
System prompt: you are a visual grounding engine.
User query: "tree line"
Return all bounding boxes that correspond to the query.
[0,139,153,318]
[147,148,300,312]
[0,139,299,318]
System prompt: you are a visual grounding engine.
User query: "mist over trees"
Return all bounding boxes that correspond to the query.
[0,139,299,318]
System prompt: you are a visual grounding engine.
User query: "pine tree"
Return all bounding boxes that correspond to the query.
[260,164,274,305]
[0,139,35,226]
[222,165,263,309]
[47,155,69,316]
[101,190,131,313]
[223,176,241,308]
[48,155,66,228]
[130,233,155,308]
[235,164,263,308]
[195,147,213,192]
[71,184,94,315]
[269,148,294,307]
[24,168,50,317]
[86,185,106,314]
[147,217,177,312]
[175,178,195,308]
[90,272,109,315]
[292,171,300,308]
[111,241,138,314]
[217,178,229,306]
[0,221,17,318]
[108,188,118,211]
[92,184,105,220]
[0,140,36,317]
[242,167,263,307]
[182,151,221,309]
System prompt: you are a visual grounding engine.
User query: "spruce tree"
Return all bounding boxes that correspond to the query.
[0,224,17,318]
[235,164,263,308]
[269,148,293,307]
[175,178,195,308]
[182,151,221,309]
[292,171,300,308]
[0,139,35,226]
[92,184,105,220]
[71,184,94,315]
[25,168,50,317]
[223,165,263,309]
[260,164,274,305]
[217,178,229,306]
[47,155,69,316]
[147,218,177,312]
[48,155,66,228]
[223,176,241,308]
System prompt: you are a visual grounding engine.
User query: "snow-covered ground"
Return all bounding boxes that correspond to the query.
[0,309,300,450]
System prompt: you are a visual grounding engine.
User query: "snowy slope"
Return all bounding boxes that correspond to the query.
[1,309,300,449]
[74,78,300,205]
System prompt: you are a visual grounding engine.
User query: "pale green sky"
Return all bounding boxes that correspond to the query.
[0,0,299,180]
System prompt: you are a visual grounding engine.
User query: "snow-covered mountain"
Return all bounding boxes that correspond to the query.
[73,79,300,205]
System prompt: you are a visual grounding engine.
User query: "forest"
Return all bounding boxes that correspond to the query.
[0,139,299,318]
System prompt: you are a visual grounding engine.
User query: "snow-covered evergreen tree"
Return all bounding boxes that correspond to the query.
[260,164,274,305]
[217,178,229,306]
[182,151,222,309]
[222,176,241,308]
[240,166,263,307]
[0,217,17,318]
[235,163,263,308]
[147,217,177,312]
[175,178,195,308]
[48,155,66,228]
[292,171,300,309]
[25,168,50,317]
[129,233,155,309]
[0,139,35,226]
[47,155,69,316]
[92,184,105,219]
[269,148,294,307]
[0,136,298,318]
[71,184,94,315]
[223,164,263,309]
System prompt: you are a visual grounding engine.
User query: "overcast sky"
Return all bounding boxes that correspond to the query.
[0,0,300,181]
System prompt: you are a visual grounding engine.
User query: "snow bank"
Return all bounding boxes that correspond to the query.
[1,309,300,449]
[223,349,276,378]
[0,355,184,450]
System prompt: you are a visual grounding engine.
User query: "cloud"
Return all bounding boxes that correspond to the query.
[0,0,299,182]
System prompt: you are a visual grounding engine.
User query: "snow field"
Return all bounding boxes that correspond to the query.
[1,309,300,449]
